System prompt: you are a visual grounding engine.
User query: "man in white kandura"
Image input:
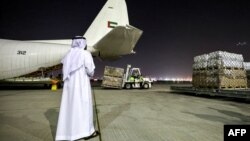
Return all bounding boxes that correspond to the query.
[56,36,98,141]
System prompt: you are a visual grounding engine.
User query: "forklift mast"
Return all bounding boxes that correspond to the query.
[122,64,131,87]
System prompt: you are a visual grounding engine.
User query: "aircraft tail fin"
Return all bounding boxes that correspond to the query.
[84,0,129,47]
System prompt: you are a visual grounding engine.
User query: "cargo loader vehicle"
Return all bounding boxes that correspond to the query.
[101,65,152,89]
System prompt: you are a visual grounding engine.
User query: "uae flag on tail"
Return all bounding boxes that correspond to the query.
[108,21,118,28]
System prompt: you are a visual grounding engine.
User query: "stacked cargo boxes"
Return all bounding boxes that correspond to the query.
[192,54,208,87]
[101,66,124,88]
[244,62,250,88]
[207,51,247,89]
[192,51,248,89]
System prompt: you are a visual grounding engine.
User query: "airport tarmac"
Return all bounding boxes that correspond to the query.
[0,84,250,141]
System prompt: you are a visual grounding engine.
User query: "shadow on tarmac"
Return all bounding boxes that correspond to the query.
[169,91,250,104]
[183,108,250,124]
[0,113,52,140]
[44,108,59,140]
[44,106,99,140]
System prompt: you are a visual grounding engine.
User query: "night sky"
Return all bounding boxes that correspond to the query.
[1,0,250,79]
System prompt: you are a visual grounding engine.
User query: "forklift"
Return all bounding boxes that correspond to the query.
[122,65,152,89]
[102,64,152,89]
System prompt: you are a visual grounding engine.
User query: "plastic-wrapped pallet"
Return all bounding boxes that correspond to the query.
[206,77,219,88]
[192,51,247,89]
[245,62,250,87]
[192,62,207,70]
[193,54,208,70]
[193,54,209,87]
[207,59,243,69]
[194,54,209,63]
[221,69,246,79]
[208,51,244,62]
[193,54,208,87]
[244,62,250,71]
[192,69,207,88]
[207,51,247,88]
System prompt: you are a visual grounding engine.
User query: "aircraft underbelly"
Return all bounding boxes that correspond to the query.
[94,26,143,59]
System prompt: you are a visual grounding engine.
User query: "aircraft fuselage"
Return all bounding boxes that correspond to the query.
[0,39,71,79]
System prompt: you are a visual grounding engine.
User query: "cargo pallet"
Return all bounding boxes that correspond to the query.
[170,86,250,99]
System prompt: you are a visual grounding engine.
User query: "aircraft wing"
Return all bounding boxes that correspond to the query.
[93,25,143,60]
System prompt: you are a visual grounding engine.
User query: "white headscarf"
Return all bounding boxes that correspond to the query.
[61,37,87,81]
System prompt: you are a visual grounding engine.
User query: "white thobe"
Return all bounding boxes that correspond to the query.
[55,50,95,141]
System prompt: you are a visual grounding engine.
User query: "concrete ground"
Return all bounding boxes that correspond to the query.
[0,84,250,141]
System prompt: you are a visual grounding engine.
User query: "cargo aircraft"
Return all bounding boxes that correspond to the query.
[0,0,143,80]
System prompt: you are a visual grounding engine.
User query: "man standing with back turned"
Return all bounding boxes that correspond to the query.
[56,36,98,141]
